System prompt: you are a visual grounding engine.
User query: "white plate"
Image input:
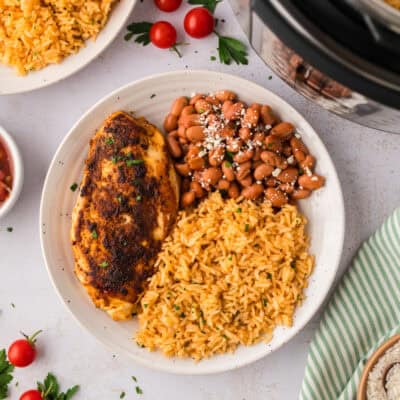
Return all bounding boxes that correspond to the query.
[0,0,135,95]
[40,70,345,374]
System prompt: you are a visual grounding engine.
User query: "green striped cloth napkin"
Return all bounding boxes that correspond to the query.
[300,209,400,400]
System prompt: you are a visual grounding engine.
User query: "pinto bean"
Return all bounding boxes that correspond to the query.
[254,163,273,180]
[228,182,240,199]
[177,125,187,139]
[164,113,178,132]
[298,174,325,190]
[168,129,178,138]
[209,147,225,166]
[220,125,236,138]
[252,160,263,169]
[290,136,309,154]
[217,179,230,190]
[186,145,199,158]
[190,181,204,198]
[181,191,196,207]
[264,135,283,153]
[242,107,260,127]
[222,162,235,181]
[300,155,315,171]
[222,100,233,117]
[205,113,218,126]
[279,183,294,194]
[205,95,221,106]
[179,137,188,145]
[253,147,262,161]
[174,163,190,176]
[238,175,253,187]
[239,127,252,141]
[250,103,262,111]
[167,135,182,158]
[261,151,278,166]
[188,157,205,170]
[253,132,265,144]
[182,178,191,192]
[186,126,205,143]
[195,99,212,114]
[283,145,292,157]
[235,161,251,180]
[181,105,195,117]
[215,90,237,102]
[292,188,311,199]
[293,149,306,162]
[275,155,288,170]
[190,94,205,105]
[266,177,279,187]
[265,188,288,207]
[202,167,222,186]
[226,137,242,152]
[233,149,254,163]
[179,113,201,128]
[271,122,294,139]
[277,167,298,183]
[171,97,189,117]
[242,184,264,200]
[224,102,245,121]
[260,105,279,126]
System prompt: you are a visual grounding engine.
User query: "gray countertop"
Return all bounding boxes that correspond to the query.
[1,1,399,398]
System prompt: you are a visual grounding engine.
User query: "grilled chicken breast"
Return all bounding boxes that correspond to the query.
[71,111,179,320]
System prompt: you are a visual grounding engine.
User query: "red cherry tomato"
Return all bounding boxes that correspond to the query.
[154,0,182,12]
[20,390,43,400]
[184,7,214,38]
[149,21,177,49]
[8,330,42,367]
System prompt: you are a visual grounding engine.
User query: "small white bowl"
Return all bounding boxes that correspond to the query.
[0,126,24,219]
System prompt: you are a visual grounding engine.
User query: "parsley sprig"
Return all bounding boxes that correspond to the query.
[124,22,152,45]
[188,0,221,13]
[215,32,248,65]
[0,350,14,400]
[37,373,79,400]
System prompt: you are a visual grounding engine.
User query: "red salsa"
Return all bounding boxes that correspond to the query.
[0,140,12,204]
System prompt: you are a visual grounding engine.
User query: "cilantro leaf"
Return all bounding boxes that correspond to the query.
[125,22,152,45]
[187,0,221,13]
[37,373,79,400]
[0,349,14,400]
[216,34,248,65]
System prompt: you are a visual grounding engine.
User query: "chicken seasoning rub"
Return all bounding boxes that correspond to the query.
[71,111,179,321]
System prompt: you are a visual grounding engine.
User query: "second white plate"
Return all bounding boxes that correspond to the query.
[40,70,345,374]
[0,0,135,95]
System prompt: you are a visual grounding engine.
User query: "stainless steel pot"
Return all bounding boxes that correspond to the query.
[237,0,400,134]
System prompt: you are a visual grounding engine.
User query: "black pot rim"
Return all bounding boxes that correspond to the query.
[253,0,400,110]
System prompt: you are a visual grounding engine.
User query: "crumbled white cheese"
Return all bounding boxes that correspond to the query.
[287,155,295,164]
[272,168,282,177]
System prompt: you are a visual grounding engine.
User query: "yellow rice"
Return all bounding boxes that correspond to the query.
[0,0,115,75]
[384,0,400,9]
[136,192,314,360]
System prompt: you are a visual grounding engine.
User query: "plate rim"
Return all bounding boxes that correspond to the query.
[39,69,345,374]
[0,0,136,95]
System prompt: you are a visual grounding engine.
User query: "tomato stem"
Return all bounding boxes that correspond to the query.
[21,330,43,346]
[170,45,182,58]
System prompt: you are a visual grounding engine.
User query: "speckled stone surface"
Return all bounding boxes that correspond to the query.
[1,1,399,399]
